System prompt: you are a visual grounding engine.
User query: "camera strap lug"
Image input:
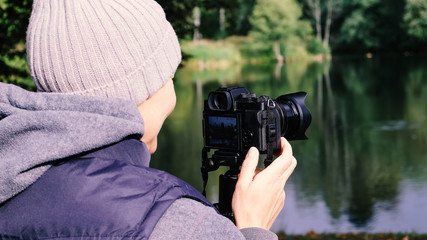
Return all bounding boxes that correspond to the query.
[264,100,276,167]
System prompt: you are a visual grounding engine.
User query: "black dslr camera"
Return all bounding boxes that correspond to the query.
[203,87,311,166]
[201,87,311,221]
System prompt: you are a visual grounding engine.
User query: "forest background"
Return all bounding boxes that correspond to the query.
[1,1,427,239]
[1,0,427,90]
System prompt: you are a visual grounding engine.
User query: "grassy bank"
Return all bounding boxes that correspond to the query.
[180,36,329,70]
[277,232,427,240]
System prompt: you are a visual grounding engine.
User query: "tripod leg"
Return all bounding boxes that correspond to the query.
[216,169,239,223]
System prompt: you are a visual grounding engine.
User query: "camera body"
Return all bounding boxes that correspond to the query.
[201,87,311,219]
[203,87,280,155]
[203,87,311,164]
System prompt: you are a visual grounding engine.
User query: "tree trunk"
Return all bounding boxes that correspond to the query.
[323,0,333,49]
[273,41,284,64]
[307,0,322,41]
[193,7,201,41]
[219,7,225,37]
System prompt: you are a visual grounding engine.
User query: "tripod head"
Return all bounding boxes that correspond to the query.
[201,148,243,222]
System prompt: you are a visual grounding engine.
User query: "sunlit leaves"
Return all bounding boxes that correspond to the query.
[403,0,427,40]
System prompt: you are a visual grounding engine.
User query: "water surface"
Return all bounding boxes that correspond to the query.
[152,55,427,234]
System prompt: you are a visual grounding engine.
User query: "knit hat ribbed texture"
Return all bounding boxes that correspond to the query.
[26,0,181,105]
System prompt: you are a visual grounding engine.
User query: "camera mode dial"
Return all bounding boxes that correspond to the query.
[240,93,257,101]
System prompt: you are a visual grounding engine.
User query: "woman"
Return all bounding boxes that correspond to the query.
[0,0,296,239]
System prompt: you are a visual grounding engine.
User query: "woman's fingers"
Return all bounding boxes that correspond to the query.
[233,138,297,230]
[264,138,294,178]
[281,156,297,180]
[238,147,259,188]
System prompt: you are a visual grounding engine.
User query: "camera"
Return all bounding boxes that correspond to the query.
[202,87,311,165]
[201,86,312,220]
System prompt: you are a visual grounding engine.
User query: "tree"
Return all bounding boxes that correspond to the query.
[339,3,380,50]
[0,0,33,89]
[303,0,342,49]
[198,0,241,39]
[235,0,257,35]
[403,0,427,41]
[250,0,312,62]
[338,0,406,52]
[155,1,197,39]
[199,0,256,37]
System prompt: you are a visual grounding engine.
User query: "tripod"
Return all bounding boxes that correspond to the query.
[201,149,243,222]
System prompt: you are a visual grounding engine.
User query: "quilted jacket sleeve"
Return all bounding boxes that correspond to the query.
[150,198,278,240]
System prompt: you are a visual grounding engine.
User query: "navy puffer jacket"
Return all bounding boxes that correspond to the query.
[0,83,212,239]
[0,138,212,239]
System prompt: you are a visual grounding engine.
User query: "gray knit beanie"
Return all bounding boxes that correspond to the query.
[26,0,181,105]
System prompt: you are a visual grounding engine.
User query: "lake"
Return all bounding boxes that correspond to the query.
[151,55,427,234]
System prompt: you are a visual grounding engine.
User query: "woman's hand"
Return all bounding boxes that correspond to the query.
[232,137,297,230]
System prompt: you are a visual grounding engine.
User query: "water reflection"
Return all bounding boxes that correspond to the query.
[151,55,427,234]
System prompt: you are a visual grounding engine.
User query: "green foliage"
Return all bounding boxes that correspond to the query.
[181,36,326,67]
[235,0,256,35]
[0,0,34,90]
[282,36,310,60]
[250,0,304,41]
[249,0,316,60]
[340,8,380,49]
[0,54,35,90]
[306,37,328,55]
[181,40,242,62]
[2,0,426,93]
[160,0,426,53]
[199,7,221,39]
[155,1,197,40]
[338,0,407,51]
[403,0,427,41]
[0,0,31,53]
[180,40,244,70]
[197,0,253,39]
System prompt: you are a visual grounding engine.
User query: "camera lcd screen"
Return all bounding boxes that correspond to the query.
[205,115,239,149]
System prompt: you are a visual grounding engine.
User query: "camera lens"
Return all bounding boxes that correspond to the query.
[275,92,311,140]
[208,92,232,111]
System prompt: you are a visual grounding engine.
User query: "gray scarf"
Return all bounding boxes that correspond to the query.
[0,83,145,204]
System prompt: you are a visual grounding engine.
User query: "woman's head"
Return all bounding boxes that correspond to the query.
[26,0,181,105]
